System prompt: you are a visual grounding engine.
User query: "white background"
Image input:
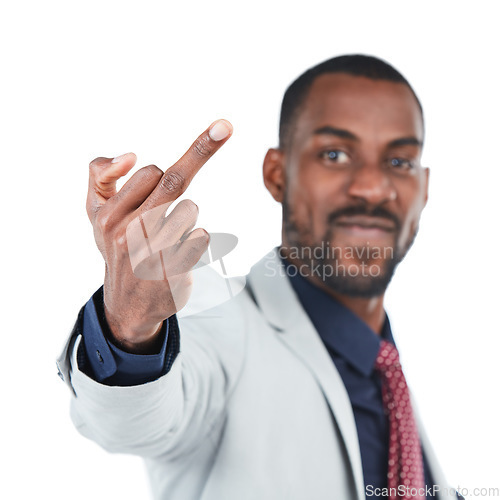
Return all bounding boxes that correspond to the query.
[1,1,499,498]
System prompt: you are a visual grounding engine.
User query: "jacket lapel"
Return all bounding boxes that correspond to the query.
[247,248,365,500]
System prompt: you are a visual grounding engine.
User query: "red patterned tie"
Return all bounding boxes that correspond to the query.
[375,340,426,499]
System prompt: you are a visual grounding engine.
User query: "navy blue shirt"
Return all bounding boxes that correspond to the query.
[79,272,452,499]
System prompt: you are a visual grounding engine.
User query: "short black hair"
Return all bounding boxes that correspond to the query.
[278,54,424,150]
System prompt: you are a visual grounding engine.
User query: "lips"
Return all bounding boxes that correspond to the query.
[334,215,396,232]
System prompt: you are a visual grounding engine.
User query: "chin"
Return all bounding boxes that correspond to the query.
[315,257,399,298]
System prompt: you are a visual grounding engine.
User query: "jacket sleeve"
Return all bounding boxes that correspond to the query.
[56,276,247,462]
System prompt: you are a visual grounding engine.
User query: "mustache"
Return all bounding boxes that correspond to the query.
[327,205,401,232]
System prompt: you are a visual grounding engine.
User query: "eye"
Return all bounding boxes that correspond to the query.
[319,149,351,165]
[387,157,415,170]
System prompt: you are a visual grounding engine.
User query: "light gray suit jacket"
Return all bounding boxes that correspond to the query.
[57,248,455,500]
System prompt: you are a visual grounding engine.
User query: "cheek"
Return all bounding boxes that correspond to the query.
[286,183,313,228]
[290,175,333,237]
[397,186,427,246]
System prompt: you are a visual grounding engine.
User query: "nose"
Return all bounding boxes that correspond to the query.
[346,161,396,207]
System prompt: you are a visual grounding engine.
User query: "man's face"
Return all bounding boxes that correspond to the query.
[276,73,429,297]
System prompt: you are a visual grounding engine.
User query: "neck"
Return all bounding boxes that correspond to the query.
[281,251,386,334]
[316,281,386,334]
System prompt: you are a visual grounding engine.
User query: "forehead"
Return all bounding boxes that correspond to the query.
[293,73,424,144]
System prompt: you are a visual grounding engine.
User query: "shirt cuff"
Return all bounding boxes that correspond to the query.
[80,286,179,386]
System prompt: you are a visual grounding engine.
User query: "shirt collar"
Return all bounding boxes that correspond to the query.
[280,255,395,377]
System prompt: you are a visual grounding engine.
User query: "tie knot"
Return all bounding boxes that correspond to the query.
[374,339,401,372]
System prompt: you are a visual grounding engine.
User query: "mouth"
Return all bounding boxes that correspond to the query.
[333,215,396,238]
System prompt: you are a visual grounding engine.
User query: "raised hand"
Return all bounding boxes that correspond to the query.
[86,119,233,353]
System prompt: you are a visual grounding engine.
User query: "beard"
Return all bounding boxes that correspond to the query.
[281,193,418,298]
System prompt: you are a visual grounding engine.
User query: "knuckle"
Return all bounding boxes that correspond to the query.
[89,157,106,171]
[192,136,213,158]
[179,199,199,216]
[95,211,114,234]
[137,164,163,186]
[114,230,129,253]
[160,171,186,194]
[182,271,194,288]
[193,228,210,247]
[141,164,163,180]
[200,228,210,244]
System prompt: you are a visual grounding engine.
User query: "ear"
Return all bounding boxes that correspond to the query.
[423,167,430,206]
[263,148,286,203]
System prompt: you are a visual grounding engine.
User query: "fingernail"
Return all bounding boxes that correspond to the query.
[209,120,232,141]
[111,153,127,163]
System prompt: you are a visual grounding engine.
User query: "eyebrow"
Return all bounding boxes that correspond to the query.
[313,126,358,141]
[312,126,423,148]
[387,137,423,148]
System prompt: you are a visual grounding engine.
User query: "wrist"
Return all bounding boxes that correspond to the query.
[105,315,165,354]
